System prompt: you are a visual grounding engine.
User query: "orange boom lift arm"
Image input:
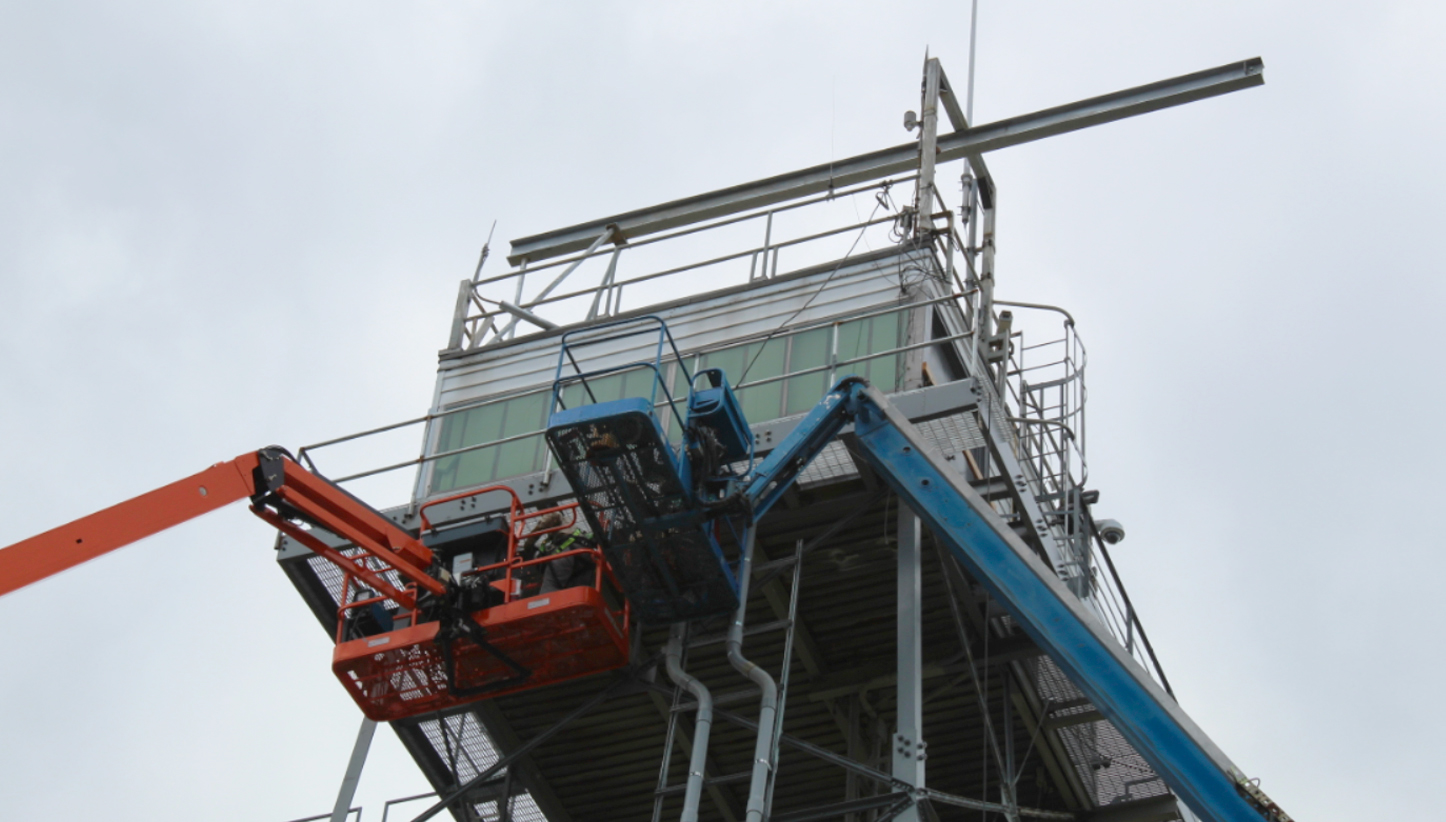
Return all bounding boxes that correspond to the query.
[0,447,441,604]
[0,447,633,720]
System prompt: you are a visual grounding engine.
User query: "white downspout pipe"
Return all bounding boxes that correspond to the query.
[727,525,778,822]
[664,622,713,822]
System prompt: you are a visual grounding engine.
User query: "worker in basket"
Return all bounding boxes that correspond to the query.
[519,510,598,597]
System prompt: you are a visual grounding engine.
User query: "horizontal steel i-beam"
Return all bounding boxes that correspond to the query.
[508,58,1264,265]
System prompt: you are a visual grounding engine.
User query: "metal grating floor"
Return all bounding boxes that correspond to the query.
[1034,654,1171,808]
[416,713,549,822]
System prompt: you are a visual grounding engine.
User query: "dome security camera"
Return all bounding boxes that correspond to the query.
[1096,518,1126,545]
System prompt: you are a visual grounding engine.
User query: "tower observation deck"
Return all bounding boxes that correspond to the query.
[276,57,1274,822]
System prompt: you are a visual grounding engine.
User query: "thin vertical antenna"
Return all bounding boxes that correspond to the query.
[829,75,836,195]
[472,219,498,284]
[967,0,979,122]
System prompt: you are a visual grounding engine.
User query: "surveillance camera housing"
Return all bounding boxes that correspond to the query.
[1096,518,1126,545]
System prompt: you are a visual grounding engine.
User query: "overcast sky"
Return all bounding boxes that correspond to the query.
[1,2,1441,820]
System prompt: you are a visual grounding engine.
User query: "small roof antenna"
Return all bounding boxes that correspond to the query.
[967,0,979,122]
[472,220,498,284]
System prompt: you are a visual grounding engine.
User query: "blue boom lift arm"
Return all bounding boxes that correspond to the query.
[546,316,1288,822]
[729,376,1289,822]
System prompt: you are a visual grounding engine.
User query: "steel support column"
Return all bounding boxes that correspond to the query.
[892,505,925,822]
[330,718,377,822]
[915,58,942,222]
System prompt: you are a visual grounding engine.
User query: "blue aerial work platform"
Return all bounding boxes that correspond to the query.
[545,317,749,624]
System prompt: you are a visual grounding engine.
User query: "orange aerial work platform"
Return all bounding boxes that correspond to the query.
[0,447,631,722]
[334,584,629,721]
[331,489,631,720]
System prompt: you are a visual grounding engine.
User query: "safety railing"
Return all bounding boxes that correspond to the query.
[283,810,360,822]
[993,304,1170,691]
[999,302,1088,550]
[448,177,919,350]
[284,789,533,822]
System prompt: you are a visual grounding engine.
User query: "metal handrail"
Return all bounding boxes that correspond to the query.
[471,176,915,288]
[456,179,914,348]
[282,810,360,822]
[989,301,1175,688]
[380,793,439,822]
[519,214,901,314]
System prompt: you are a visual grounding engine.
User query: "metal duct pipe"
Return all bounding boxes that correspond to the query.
[726,525,779,822]
[664,623,714,822]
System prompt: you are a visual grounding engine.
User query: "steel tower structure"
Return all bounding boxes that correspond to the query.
[272,57,1280,822]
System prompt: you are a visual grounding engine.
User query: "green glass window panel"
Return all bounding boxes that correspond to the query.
[686,312,908,425]
[431,391,549,493]
[700,339,782,422]
[561,372,622,408]
[734,338,785,422]
[832,311,903,391]
[620,365,658,403]
[501,391,547,437]
[559,366,664,411]
[864,353,899,391]
[432,400,504,492]
[750,338,787,379]
[559,381,584,408]
[493,391,547,482]
[867,311,903,391]
[785,370,830,415]
[699,345,747,381]
[872,310,901,350]
[599,372,624,402]
[837,320,866,363]
[785,327,830,415]
[671,357,694,401]
[443,446,497,492]
[494,434,543,479]
[446,401,505,448]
